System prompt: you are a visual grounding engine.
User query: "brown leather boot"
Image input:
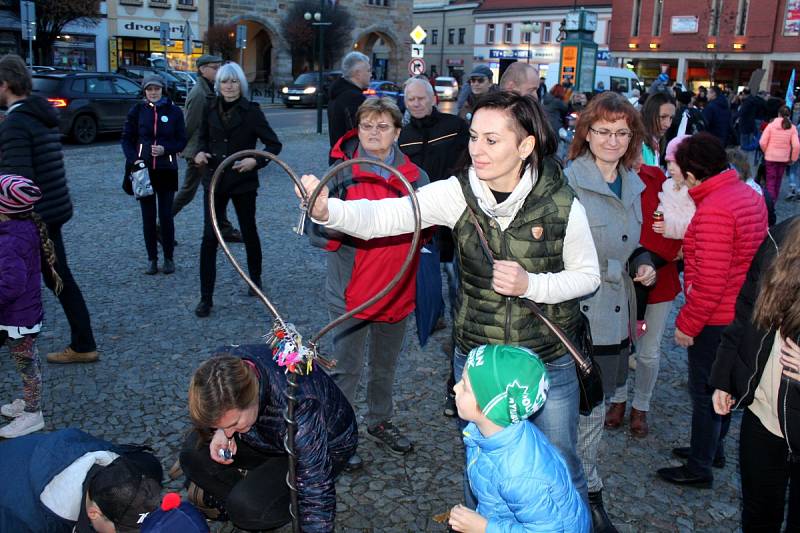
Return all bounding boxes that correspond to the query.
[604,402,626,429]
[630,407,649,438]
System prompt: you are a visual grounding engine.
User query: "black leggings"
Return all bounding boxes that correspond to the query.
[740,408,800,532]
[199,188,261,302]
[139,189,175,260]
[179,432,291,531]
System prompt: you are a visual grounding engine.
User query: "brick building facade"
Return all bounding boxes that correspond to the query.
[609,0,799,94]
[214,0,413,88]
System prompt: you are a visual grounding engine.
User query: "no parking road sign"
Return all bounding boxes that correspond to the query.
[408,58,426,77]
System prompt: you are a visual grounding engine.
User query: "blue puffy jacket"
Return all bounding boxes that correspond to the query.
[464,420,590,533]
[219,344,358,533]
[121,97,187,170]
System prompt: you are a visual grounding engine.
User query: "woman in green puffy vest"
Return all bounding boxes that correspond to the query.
[297,91,602,511]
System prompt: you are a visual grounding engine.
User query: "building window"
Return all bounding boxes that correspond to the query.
[542,21,552,42]
[458,27,466,44]
[709,0,723,35]
[148,0,170,7]
[486,24,495,44]
[367,0,389,5]
[448,28,455,44]
[431,29,438,45]
[178,0,194,4]
[652,0,663,36]
[504,23,513,43]
[735,0,749,35]
[522,27,531,44]
[631,0,642,36]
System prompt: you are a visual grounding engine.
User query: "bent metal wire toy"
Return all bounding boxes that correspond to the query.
[207,150,421,533]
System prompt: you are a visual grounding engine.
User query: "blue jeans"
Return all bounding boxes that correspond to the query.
[454,348,587,503]
[687,325,730,478]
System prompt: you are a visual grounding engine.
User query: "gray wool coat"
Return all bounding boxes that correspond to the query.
[565,153,651,347]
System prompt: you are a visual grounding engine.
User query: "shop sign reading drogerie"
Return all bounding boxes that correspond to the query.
[117,18,190,39]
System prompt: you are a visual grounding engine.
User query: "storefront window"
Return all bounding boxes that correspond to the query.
[117,37,202,71]
[53,34,96,71]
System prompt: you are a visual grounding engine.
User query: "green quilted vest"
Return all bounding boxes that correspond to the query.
[453,158,582,362]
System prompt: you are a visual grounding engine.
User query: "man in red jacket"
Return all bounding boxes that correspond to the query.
[657,133,768,487]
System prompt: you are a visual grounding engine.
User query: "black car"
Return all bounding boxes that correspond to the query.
[116,65,188,104]
[32,72,143,144]
[281,71,342,107]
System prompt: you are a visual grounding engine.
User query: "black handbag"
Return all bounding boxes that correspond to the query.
[122,162,133,196]
[465,207,604,415]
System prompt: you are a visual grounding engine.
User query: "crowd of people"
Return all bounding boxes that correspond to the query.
[0,46,798,533]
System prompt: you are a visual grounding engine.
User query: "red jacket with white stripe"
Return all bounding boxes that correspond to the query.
[675,169,767,337]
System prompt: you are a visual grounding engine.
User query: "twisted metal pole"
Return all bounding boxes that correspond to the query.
[206,152,421,533]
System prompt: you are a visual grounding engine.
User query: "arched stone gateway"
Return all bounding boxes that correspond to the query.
[227,16,293,93]
[352,26,402,82]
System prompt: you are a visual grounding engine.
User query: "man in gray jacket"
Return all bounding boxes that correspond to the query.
[173,54,240,242]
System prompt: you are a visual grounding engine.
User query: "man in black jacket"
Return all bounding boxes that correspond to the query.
[326,51,370,160]
[398,77,469,417]
[735,88,765,178]
[0,54,97,364]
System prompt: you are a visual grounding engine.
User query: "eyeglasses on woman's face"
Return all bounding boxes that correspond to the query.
[358,122,394,133]
[588,127,632,141]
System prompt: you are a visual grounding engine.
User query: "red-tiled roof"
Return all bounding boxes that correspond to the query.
[476,0,609,11]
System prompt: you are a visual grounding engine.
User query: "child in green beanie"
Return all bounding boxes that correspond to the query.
[448,344,590,533]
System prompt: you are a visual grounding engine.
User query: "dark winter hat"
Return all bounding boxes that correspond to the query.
[141,74,164,89]
[141,493,210,533]
[469,64,493,81]
[196,54,222,68]
[88,456,162,532]
[0,174,41,214]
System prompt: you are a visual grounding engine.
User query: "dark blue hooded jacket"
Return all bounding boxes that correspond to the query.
[218,344,358,533]
[702,95,732,146]
[121,97,187,170]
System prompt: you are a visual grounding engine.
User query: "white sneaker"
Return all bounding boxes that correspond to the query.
[1,398,25,418]
[0,411,44,438]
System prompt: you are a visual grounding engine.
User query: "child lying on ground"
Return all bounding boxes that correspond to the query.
[448,344,590,533]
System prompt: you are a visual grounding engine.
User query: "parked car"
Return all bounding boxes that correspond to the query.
[116,65,188,104]
[32,72,143,144]
[363,80,405,111]
[172,70,196,91]
[434,76,459,101]
[281,71,342,107]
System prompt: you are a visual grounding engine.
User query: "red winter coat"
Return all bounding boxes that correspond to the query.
[675,169,767,337]
[308,129,428,322]
[637,165,683,304]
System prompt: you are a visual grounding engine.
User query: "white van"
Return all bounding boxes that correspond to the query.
[544,63,641,99]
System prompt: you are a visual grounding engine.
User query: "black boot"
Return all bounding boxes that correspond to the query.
[588,490,618,533]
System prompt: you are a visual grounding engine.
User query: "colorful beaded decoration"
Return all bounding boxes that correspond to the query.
[265,321,316,375]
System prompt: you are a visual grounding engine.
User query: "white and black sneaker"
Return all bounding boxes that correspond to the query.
[1,398,25,418]
[0,411,44,438]
[367,420,413,456]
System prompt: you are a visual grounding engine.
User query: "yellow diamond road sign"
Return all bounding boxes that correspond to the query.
[410,25,427,45]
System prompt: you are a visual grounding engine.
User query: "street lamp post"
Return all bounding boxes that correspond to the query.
[305,5,332,135]
[520,21,541,64]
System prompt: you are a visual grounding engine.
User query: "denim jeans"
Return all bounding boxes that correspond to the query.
[788,159,800,192]
[687,325,730,478]
[454,348,587,503]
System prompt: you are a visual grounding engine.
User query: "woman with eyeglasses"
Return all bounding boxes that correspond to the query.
[641,92,676,166]
[564,91,656,533]
[192,62,282,318]
[300,91,601,515]
[306,97,428,469]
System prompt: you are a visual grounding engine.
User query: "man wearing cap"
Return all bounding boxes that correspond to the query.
[0,428,162,532]
[447,345,590,532]
[173,54,242,243]
[457,65,498,121]
[0,53,98,364]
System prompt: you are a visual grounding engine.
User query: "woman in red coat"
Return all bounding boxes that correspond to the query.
[656,132,768,488]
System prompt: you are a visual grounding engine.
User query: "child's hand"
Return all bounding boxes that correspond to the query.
[448,504,488,533]
[652,220,665,234]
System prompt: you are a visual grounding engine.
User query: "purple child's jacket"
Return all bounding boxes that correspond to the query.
[0,218,43,328]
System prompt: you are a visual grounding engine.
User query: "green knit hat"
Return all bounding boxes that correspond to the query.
[466,345,549,427]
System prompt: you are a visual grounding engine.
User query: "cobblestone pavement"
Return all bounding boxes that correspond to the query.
[1,123,798,532]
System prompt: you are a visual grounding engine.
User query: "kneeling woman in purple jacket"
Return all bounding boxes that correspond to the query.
[180,344,358,533]
[121,74,187,275]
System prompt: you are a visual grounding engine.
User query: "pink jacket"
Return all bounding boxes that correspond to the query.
[657,178,696,239]
[676,169,767,337]
[759,118,800,164]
